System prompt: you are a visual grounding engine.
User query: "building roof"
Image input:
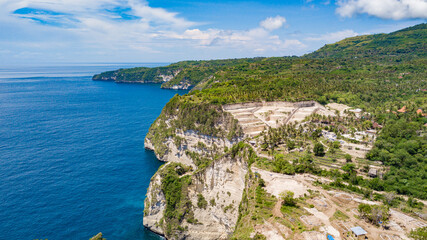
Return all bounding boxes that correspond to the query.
[351,226,367,236]
[350,108,362,113]
[368,168,378,177]
[327,235,335,240]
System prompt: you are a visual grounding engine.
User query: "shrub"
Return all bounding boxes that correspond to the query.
[345,154,352,162]
[358,203,390,226]
[410,226,427,240]
[314,142,325,156]
[281,191,296,207]
[197,194,208,209]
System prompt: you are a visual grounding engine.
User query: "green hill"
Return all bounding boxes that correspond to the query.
[92,58,264,88]
[307,23,426,59]
[143,23,427,200]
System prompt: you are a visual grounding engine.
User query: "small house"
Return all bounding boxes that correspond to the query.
[368,168,377,178]
[351,226,367,239]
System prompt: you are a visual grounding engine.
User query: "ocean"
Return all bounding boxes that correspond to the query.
[0,64,187,239]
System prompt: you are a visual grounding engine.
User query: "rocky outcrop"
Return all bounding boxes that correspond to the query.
[143,149,249,239]
[168,83,193,90]
[92,68,181,86]
[89,232,106,240]
[142,95,248,239]
[143,172,167,236]
[145,130,237,168]
[185,155,248,239]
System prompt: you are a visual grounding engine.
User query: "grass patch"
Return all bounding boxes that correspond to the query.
[331,210,350,221]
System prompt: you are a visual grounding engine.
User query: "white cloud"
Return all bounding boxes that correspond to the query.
[155,16,300,54]
[260,16,286,31]
[0,1,308,63]
[283,39,306,49]
[0,0,195,28]
[336,0,427,20]
[305,29,359,43]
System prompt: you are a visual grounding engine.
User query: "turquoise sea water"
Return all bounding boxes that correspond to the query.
[0,64,186,239]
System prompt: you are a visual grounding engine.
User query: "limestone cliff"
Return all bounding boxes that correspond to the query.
[143,144,253,240]
[143,95,251,239]
[144,94,243,166]
[92,67,181,85]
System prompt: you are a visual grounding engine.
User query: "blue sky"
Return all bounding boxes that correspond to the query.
[0,0,425,65]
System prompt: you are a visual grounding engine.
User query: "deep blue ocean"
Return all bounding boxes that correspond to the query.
[0,64,187,239]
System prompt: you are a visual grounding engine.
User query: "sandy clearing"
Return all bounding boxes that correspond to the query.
[302,231,325,240]
[341,142,372,159]
[304,207,329,222]
[253,221,285,240]
[326,103,351,114]
[252,167,309,198]
[320,226,341,239]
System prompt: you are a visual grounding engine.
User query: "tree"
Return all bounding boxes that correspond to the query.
[370,205,389,225]
[273,153,295,175]
[358,203,390,226]
[281,191,296,207]
[287,140,296,150]
[258,178,266,188]
[345,154,352,162]
[313,142,325,156]
[332,141,341,149]
[384,192,396,205]
[312,129,322,140]
[342,163,356,173]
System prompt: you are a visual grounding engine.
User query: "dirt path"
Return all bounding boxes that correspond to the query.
[273,200,284,218]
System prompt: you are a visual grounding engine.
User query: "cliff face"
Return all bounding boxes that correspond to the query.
[143,152,249,239]
[145,130,236,168]
[92,67,181,86]
[143,172,167,236]
[142,95,249,239]
[186,155,248,239]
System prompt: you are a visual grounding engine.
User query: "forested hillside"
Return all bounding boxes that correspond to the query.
[307,23,426,59]
[139,23,427,239]
[92,58,264,88]
[172,24,425,197]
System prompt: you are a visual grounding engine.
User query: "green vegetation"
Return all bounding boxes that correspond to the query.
[252,233,267,240]
[358,203,390,226]
[139,23,427,238]
[159,163,195,238]
[344,154,352,163]
[145,94,243,159]
[197,194,208,209]
[232,171,277,239]
[410,226,427,240]
[331,210,349,221]
[92,65,180,83]
[366,116,427,199]
[280,191,297,207]
[93,58,264,88]
[313,142,325,156]
[307,23,426,59]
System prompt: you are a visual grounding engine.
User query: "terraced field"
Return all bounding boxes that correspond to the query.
[223,101,335,137]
